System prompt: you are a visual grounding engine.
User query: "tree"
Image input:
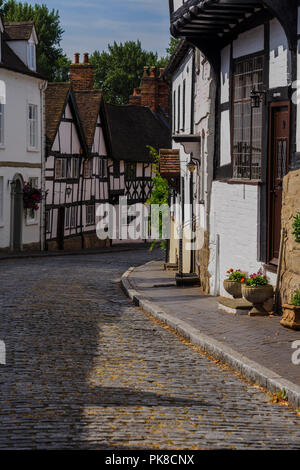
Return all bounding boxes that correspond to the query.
[166,37,180,57]
[146,146,170,251]
[90,40,168,105]
[1,1,68,81]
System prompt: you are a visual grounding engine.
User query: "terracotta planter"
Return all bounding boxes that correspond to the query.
[223,279,242,298]
[241,284,274,316]
[280,304,300,330]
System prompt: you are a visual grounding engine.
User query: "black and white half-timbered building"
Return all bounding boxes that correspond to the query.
[168,0,300,298]
[45,56,170,249]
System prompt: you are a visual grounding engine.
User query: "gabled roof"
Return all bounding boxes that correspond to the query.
[4,21,37,42]
[74,90,102,151]
[104,103,171,163]
[0,40,44,79]
[45,83,71,150]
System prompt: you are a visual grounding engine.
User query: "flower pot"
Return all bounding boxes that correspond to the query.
[223,279,242,299]
[241,284,274,316]
[280,304,300,330]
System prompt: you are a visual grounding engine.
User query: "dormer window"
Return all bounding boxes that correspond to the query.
[27,42,36,71]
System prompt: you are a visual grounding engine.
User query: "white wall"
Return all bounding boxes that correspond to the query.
[232,25,264,58]
[0,68,44,250]
[209,182,276,296]
[269,18,288,89]
[172,49,194,135]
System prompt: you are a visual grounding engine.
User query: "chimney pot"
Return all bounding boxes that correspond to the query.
[74,53,80,64]
[83,53,89,64]
[150,66,156,78]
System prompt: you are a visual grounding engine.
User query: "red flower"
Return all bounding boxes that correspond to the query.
[241,277,245,283]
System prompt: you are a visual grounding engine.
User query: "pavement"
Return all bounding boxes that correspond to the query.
[122,260,300,409]
[0,249,300,449]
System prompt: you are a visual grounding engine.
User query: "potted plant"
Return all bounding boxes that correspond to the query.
[280,290,300,330]
[223,269,247,298]
[241,271,274,316]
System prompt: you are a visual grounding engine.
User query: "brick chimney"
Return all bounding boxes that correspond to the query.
[129,66,169,115]
[69,53,94,91]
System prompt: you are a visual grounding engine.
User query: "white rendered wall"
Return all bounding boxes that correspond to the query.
[269,18,288,89]
[232,25,264,58]
[172,50,194,135]
[0,68,43,249]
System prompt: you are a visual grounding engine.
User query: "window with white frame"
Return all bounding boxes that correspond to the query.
[27,43,36,71]
[0,176,3,224]
[86,204,95,225]
[0,103,4,145]
[65,206,77,229]
[99,158,107,178]
[28,104,38,149]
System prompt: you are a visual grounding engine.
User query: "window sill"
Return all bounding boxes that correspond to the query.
[0,145,5,150]
[264,263,278,274]
[226,179,263,186]
[27,147,40,153]
[26,220,38,226]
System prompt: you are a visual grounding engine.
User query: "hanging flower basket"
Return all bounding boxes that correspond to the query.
[23,181,44,212]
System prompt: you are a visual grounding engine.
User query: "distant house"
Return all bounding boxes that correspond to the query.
[45,54,110,251]
[45,55,170,249]
[105,66,171,242]
[0,19,46,252]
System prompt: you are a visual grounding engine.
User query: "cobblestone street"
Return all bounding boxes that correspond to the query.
[0,249,299,450]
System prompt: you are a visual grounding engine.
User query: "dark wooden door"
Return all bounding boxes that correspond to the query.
[268,104,290,264]
[57,207,65,250]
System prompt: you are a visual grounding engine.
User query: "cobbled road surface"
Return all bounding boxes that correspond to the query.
[0,249,299,450]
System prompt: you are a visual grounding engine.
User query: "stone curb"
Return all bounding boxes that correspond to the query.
[121,265,300,410]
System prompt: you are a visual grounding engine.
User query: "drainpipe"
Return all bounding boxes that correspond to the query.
[39,79,48,252]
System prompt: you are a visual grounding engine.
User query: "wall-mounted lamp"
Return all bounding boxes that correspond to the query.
[187,160,196,174]
[250,86,267,109]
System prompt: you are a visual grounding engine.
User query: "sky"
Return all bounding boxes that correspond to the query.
[25,0,171,59]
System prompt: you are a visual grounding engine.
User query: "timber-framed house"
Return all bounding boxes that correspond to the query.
[168,0,300,298]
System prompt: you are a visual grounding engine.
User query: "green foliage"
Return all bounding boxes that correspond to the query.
[166,37,180,56]
[292,213,300,243]
[146,146,169,251]
[1,0,68,81]
[90,40,168,104]
[225,269,246,282]
[246,271,268,287]
[291,290,300,307]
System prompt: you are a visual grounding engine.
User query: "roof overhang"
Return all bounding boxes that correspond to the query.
[170,0,297,52]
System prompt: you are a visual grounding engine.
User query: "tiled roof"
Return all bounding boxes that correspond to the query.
[45,83,71,150]
[159,149,180,177]
[105,103,171,163]
[74,90,102,150]
[4,21,34,41]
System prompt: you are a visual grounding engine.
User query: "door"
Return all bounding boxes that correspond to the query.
[268,103,290,265]
[12,179,23,251]
[57,206,65,250]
